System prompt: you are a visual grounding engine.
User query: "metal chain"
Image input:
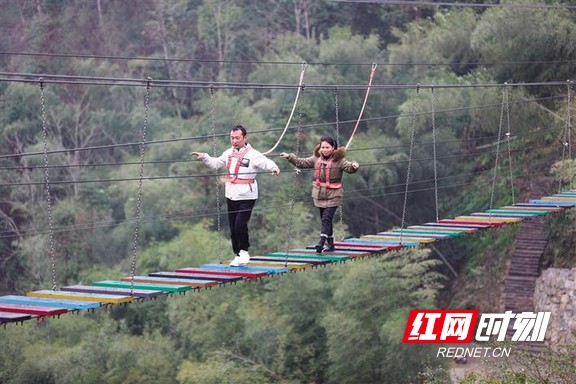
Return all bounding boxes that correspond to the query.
[559,80,573,192]
[400,85,420,243]
[569,81,574,190]
[334,88,344,240]
[504,86,515,204]
[489,83,507,219]
[431,86,439,222]
[129,78,151,294]
[39,78,58,291]
[284,84,305,266]
[209,85,223,261]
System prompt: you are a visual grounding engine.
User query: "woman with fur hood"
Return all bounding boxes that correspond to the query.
[280,135,359,252]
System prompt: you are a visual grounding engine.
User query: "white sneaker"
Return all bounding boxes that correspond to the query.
[229,256,242,267]
[238,250,250,265]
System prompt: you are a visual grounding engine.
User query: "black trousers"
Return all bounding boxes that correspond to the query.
[226,198,256,255]
[318,206,338,237]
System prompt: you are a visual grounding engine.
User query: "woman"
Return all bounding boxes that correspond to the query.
[280,136,359,252]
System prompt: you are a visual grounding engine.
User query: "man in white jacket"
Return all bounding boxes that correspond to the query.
[191,125,281,266]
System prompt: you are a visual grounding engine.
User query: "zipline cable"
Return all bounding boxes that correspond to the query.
[262,62,307,156]
[345,63,377,150]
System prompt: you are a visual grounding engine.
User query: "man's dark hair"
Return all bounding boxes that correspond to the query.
[231,125,247,136]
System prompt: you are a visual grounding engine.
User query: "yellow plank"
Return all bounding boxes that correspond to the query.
[501,206,563,212]
[28,290,134,304]
[455,216,521,223]
[541,196,576,201]
[246,261,313,270]
[360,235,437,244]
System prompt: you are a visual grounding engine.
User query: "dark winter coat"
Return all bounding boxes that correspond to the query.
[284,144,359,208]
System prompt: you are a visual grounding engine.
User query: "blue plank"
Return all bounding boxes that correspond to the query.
[528,199,575,206]
[200,263,289,274]
[0,295,101,310]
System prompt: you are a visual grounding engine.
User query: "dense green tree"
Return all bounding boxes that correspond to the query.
[1,1,574,383]
[322,248,445,384]
[471,6,576,99]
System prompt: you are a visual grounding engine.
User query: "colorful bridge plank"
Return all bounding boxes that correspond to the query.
[546,195,576,201]
[385,230,455,239]
[408,225,478,234]
[268,251,350,262]
[287,248,372,257]
[499,205,563,212]
[61,285,164,299]
[471,212,542,219]
[239,260,313,270]
[483,209,548,216]
[0,303,69,317]
[343,238,418,248]
[120,276,220,289]
[148,271,243,283]
[251,255,332,266]
[92,280,192,293]
[0,295,101,310]
[438,219,506,227]
[176,267,269,279]
[430,221,493,229]
[455,215,522,223]
[529,199,575,206]
[200,263,289,274]
[335,241,392,252]
[28,289,135,304]
[0,311,33,324]
[362,234,437,244]
[392,228,465,237]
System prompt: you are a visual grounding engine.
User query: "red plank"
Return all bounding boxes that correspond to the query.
[438,219,505,227]
[0,303,68,317]
[175,267,268,278]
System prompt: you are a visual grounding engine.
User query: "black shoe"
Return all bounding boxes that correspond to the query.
[323,237,335,252]
[315,236,326,253]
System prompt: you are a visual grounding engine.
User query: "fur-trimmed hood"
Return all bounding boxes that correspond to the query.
[313,144,347,161]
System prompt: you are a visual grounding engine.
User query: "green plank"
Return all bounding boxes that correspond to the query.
[92,280,191,293]
[486,209,547,216]
[267,252,350,262]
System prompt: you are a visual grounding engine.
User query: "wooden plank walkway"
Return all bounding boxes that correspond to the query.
[1,188,573,325]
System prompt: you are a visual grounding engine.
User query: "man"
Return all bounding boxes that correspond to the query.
[191,125,280,266]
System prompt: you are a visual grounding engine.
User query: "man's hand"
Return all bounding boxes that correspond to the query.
[190,152,206,160]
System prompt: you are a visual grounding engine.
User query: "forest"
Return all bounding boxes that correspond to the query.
[1,0,575,383]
